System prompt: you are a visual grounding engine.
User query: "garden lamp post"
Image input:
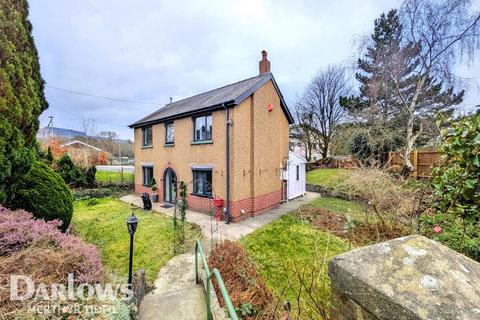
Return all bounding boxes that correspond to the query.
[126,211,138,287]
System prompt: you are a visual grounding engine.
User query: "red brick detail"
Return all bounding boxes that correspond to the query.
[229,189,282,222]
[135,184,152,196]
[186,194,213,214]
[135,184,282,224]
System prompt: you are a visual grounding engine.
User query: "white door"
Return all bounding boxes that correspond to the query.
[288,163,305,199]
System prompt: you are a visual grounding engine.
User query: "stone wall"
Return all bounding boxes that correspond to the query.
[306,184,364,203]
[328,235,480,319]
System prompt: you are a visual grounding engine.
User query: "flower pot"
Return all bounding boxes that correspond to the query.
[151,193,159,203]
[213,197,224,208]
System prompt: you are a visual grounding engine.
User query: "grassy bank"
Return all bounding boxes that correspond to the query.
[96,171,134,185]
[242,213,349,318]
[306,168,350,189]
[72,198,201,283]
[305,196,367,220]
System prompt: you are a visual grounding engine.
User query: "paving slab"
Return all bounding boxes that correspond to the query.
[138,253,207,320]
[139,286,207,320]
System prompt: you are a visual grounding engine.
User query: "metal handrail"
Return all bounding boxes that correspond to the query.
[195,240,238,320]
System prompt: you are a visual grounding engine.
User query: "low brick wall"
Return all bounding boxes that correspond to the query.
[230,189,282,222]
[187,190,282,222]
[135,184,152,197]
[328,235,480,319]
[135,184,282,223]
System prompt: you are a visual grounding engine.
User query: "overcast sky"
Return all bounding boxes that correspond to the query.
[29,0,479,139]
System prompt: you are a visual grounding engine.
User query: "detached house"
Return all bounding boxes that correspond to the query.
[129,51,294,222]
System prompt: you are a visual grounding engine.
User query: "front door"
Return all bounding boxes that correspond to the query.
[164,169,177,203]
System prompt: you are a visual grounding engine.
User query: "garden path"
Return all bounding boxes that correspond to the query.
[120,192,321,319]
[120,192,320,249]
[137,253,208,320]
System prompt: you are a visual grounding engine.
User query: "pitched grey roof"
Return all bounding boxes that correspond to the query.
[129,72,293,127]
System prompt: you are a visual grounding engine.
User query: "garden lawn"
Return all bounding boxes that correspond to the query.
[306,168,350,189]
[242,213,349,318]
[306,197,367,220]
[72,198,201,283]
[96,171,134,185]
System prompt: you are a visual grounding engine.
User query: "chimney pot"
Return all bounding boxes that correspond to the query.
[259,50,270,75]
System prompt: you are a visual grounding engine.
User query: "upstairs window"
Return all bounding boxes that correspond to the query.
[192,169,212,197]
[142,126,153,147]
[193,114,212,142]
[142,166,153,186]
[165,122,174,144]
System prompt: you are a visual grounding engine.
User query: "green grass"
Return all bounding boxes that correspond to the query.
[306,168,350,189]
[96,171,134,185]
[306,197,367,220]
[72,198,201,283]
[242,213,349,318]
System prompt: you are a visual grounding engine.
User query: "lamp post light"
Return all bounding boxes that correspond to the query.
[126,211,138,287]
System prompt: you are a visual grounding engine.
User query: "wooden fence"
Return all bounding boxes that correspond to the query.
[387,150,441,179]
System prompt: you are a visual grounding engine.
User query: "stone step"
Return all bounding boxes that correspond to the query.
[138,252,210,320]
[139,286,207,320]
[152,253,198,295]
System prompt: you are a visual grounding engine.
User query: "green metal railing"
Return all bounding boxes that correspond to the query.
[195,240,239,320]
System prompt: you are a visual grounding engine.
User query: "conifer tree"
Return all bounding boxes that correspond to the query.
[342,9,463,170]
[341,10,404,121]
[0,0,48,202]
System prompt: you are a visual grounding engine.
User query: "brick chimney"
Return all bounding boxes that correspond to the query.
[259,50,270,75]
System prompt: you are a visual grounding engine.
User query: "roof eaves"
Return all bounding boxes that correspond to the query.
[129,100,236,128]
[234,73,294,124]
[289,150,307,162]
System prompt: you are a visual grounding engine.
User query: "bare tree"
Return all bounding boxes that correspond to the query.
[296,65,351,158]
[394,0,480,172]
[291,111,320,162]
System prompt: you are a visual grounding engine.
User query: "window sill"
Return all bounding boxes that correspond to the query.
[191,140,213,145]
[191,193,213,199]
[164,143,174,147]
[142,145,153,149]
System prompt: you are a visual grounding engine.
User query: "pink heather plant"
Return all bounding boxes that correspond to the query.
[0,205,104,283]
[433,226,443,234]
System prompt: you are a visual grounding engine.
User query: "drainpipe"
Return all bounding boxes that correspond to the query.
[223,101,234,224]
[282,156,289,203]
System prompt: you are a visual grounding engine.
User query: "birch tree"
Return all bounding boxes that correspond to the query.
[396,0,480,172]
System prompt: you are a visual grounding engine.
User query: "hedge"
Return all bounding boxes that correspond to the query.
[8,161,74,231]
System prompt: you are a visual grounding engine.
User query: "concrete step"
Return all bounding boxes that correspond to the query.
[152,253,198,295]
[139,286,207,320]
[138,253,209,320]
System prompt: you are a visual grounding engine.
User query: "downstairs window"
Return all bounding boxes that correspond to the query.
[142,166,153,186]
[192,169,212,197]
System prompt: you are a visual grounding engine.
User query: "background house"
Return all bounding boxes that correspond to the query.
[289,124,323,162]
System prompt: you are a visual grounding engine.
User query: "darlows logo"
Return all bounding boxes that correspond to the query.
[10,274,133,301]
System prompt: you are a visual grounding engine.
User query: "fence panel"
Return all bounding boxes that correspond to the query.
[387,151,441,179]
